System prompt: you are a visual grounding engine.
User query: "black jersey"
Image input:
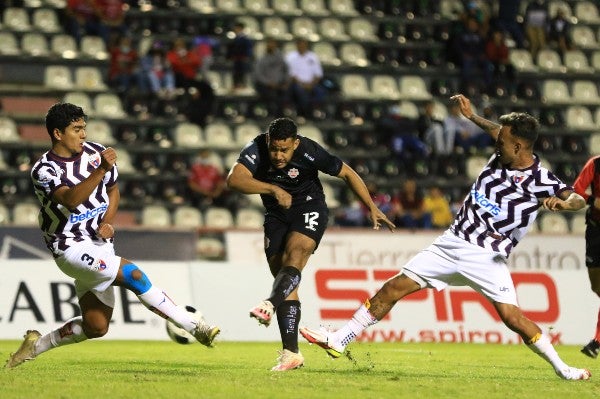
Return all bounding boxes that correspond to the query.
[237,133,343,210]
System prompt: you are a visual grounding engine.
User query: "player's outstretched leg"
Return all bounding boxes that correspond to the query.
[193,324,221,347]
[300,326,345,359]
[249,300,275,326]
[581,339,600,359]
[5,330,41,369]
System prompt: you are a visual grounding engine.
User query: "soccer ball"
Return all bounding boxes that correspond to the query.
[165,305,204,344]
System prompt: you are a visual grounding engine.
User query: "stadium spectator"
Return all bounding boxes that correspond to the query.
[285,39,326,121]
[423,185,454,229]
[65,0,111,46]
[96,0,126,47]
[445,102,492,154]
[573,155,600,359]
[547,7,572,58]
[180,79,215,128]
[485,29,515,94]
[254,39,289,118]
[300,94,591,381]
[393,178,432,229]
[167,38,202,89]
[187,148,230,211]
[226,21,253,91]
[377,104,429,164]
[108,35,141,95]
[5,103,220,369]
[524,0,548,59]
[454,16,493,94]
[226,117,395,371]
[417,100,445,155]
[140,42,176,98]
[495,0,525,49]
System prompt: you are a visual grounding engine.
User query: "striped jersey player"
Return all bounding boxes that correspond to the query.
[300,94,591,381]
[6,103,219,369]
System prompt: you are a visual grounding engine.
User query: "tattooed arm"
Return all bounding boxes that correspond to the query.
[451,94,501,141]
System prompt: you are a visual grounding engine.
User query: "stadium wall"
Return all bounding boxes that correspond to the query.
[0,230,594,345]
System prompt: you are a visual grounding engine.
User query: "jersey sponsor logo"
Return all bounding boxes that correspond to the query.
[288,168,299,179]
[303,153,315,161]
[69,204,108,224]
[244,154,256,164]
[471,189,501,216]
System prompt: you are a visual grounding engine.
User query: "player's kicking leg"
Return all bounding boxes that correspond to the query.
[300,326,345,359]
[5,330,42,368]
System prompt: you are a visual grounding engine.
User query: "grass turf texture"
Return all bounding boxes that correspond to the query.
[0,340,598,399]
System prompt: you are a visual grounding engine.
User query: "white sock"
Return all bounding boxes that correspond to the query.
[34,317,88,356]
[334,304,378,347]
[138,286,199,332]
[527,333,568,372]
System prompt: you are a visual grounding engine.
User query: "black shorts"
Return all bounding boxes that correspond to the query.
[586,222,600,268]
[263,200,329,259]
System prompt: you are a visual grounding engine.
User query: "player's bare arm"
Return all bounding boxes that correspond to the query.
[542,191,585,212]
[98,184,120,239]
[337,163,396,231]
[227,162,292,209]
[53,147,117,210]
[451,94,501,140]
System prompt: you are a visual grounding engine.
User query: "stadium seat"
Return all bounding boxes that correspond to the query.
[63,92,94,114]
[299,0,329,16]
[44,65,74,90]
[329,0,359,16]
[509,49,537,73]
[75,66,108,91]
[0,203,10,225]
[80,36,109,60]
[114,148,135,174]
[313,42,340,66]
[536,49,564,72]
[188,0,215,13]
[348,18,378,41]
[539,212,569,234]
[570,26,597,48]
[466,155,488,180]
[86,119,115,145]
[206,71,231,96]
[0,117,20,143]
[291,17,319,41]
[204,122,235,150]
[243,0,273,15]
[262,16,292,40]
[204,207,234,228]
[371,75,401,100]
[341,74,372,99]
[51,34,78,58]
[272,0,302,15]
[223,151,240,170]
[319,17,350,41]
[21,32,50,56]
[572,80,600,104]
[32,8,61,32]
[398,75,432,100]
[141,205,172,228]
[215,0,243,12]
[541,79,570,103]
[12,202,40,226]
[589,132,600,154]
[173,206,204,229]
[0,32,20,55]
[396,101,419,119]
[322,182,340,208]
[575,1,600,23]
[565,105,595,129]
[432,101,448,120]
[570,212,587,234]
[3,8,31,31]
[94,93,126,118]
[339,42,369,66]
[174,122,204,148]
[440,0,464,19]
[196,237,225,259]
[236,16,262,40]
[548,0,572,18]
[235,207,264,228]
[300,124,324,143]
[564,50,593,73]
[234,122,261,147]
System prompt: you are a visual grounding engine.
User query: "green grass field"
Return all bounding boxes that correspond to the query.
[0,340,598,399]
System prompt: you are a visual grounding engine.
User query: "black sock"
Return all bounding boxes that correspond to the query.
[267,266,301,308]
[277,300,301,353]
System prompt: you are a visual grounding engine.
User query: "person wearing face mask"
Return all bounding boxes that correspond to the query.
[167,38,202,89]
[108,35,141,94]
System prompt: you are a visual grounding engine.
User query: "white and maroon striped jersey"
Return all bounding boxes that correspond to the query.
[31,142,118,255]
[450,154,571,257]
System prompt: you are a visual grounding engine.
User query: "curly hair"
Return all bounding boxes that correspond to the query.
[267,117,298,141]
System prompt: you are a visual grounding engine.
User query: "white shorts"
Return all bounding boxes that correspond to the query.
[401,230,519,306]
[54,239,121,308]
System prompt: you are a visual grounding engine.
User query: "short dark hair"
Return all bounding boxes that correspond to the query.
[45,103,87,139]
[498,112,539,143]
[267,117,297,141]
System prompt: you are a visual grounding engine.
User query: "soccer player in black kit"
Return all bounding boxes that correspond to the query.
[227,117,396,371]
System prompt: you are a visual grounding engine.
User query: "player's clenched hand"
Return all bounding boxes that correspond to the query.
[273,187,292,209]
[450,94,474,119]
[541,196,566,211]
[97,222,114,239]
[370,208,396,232]
[100,147,117,171]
